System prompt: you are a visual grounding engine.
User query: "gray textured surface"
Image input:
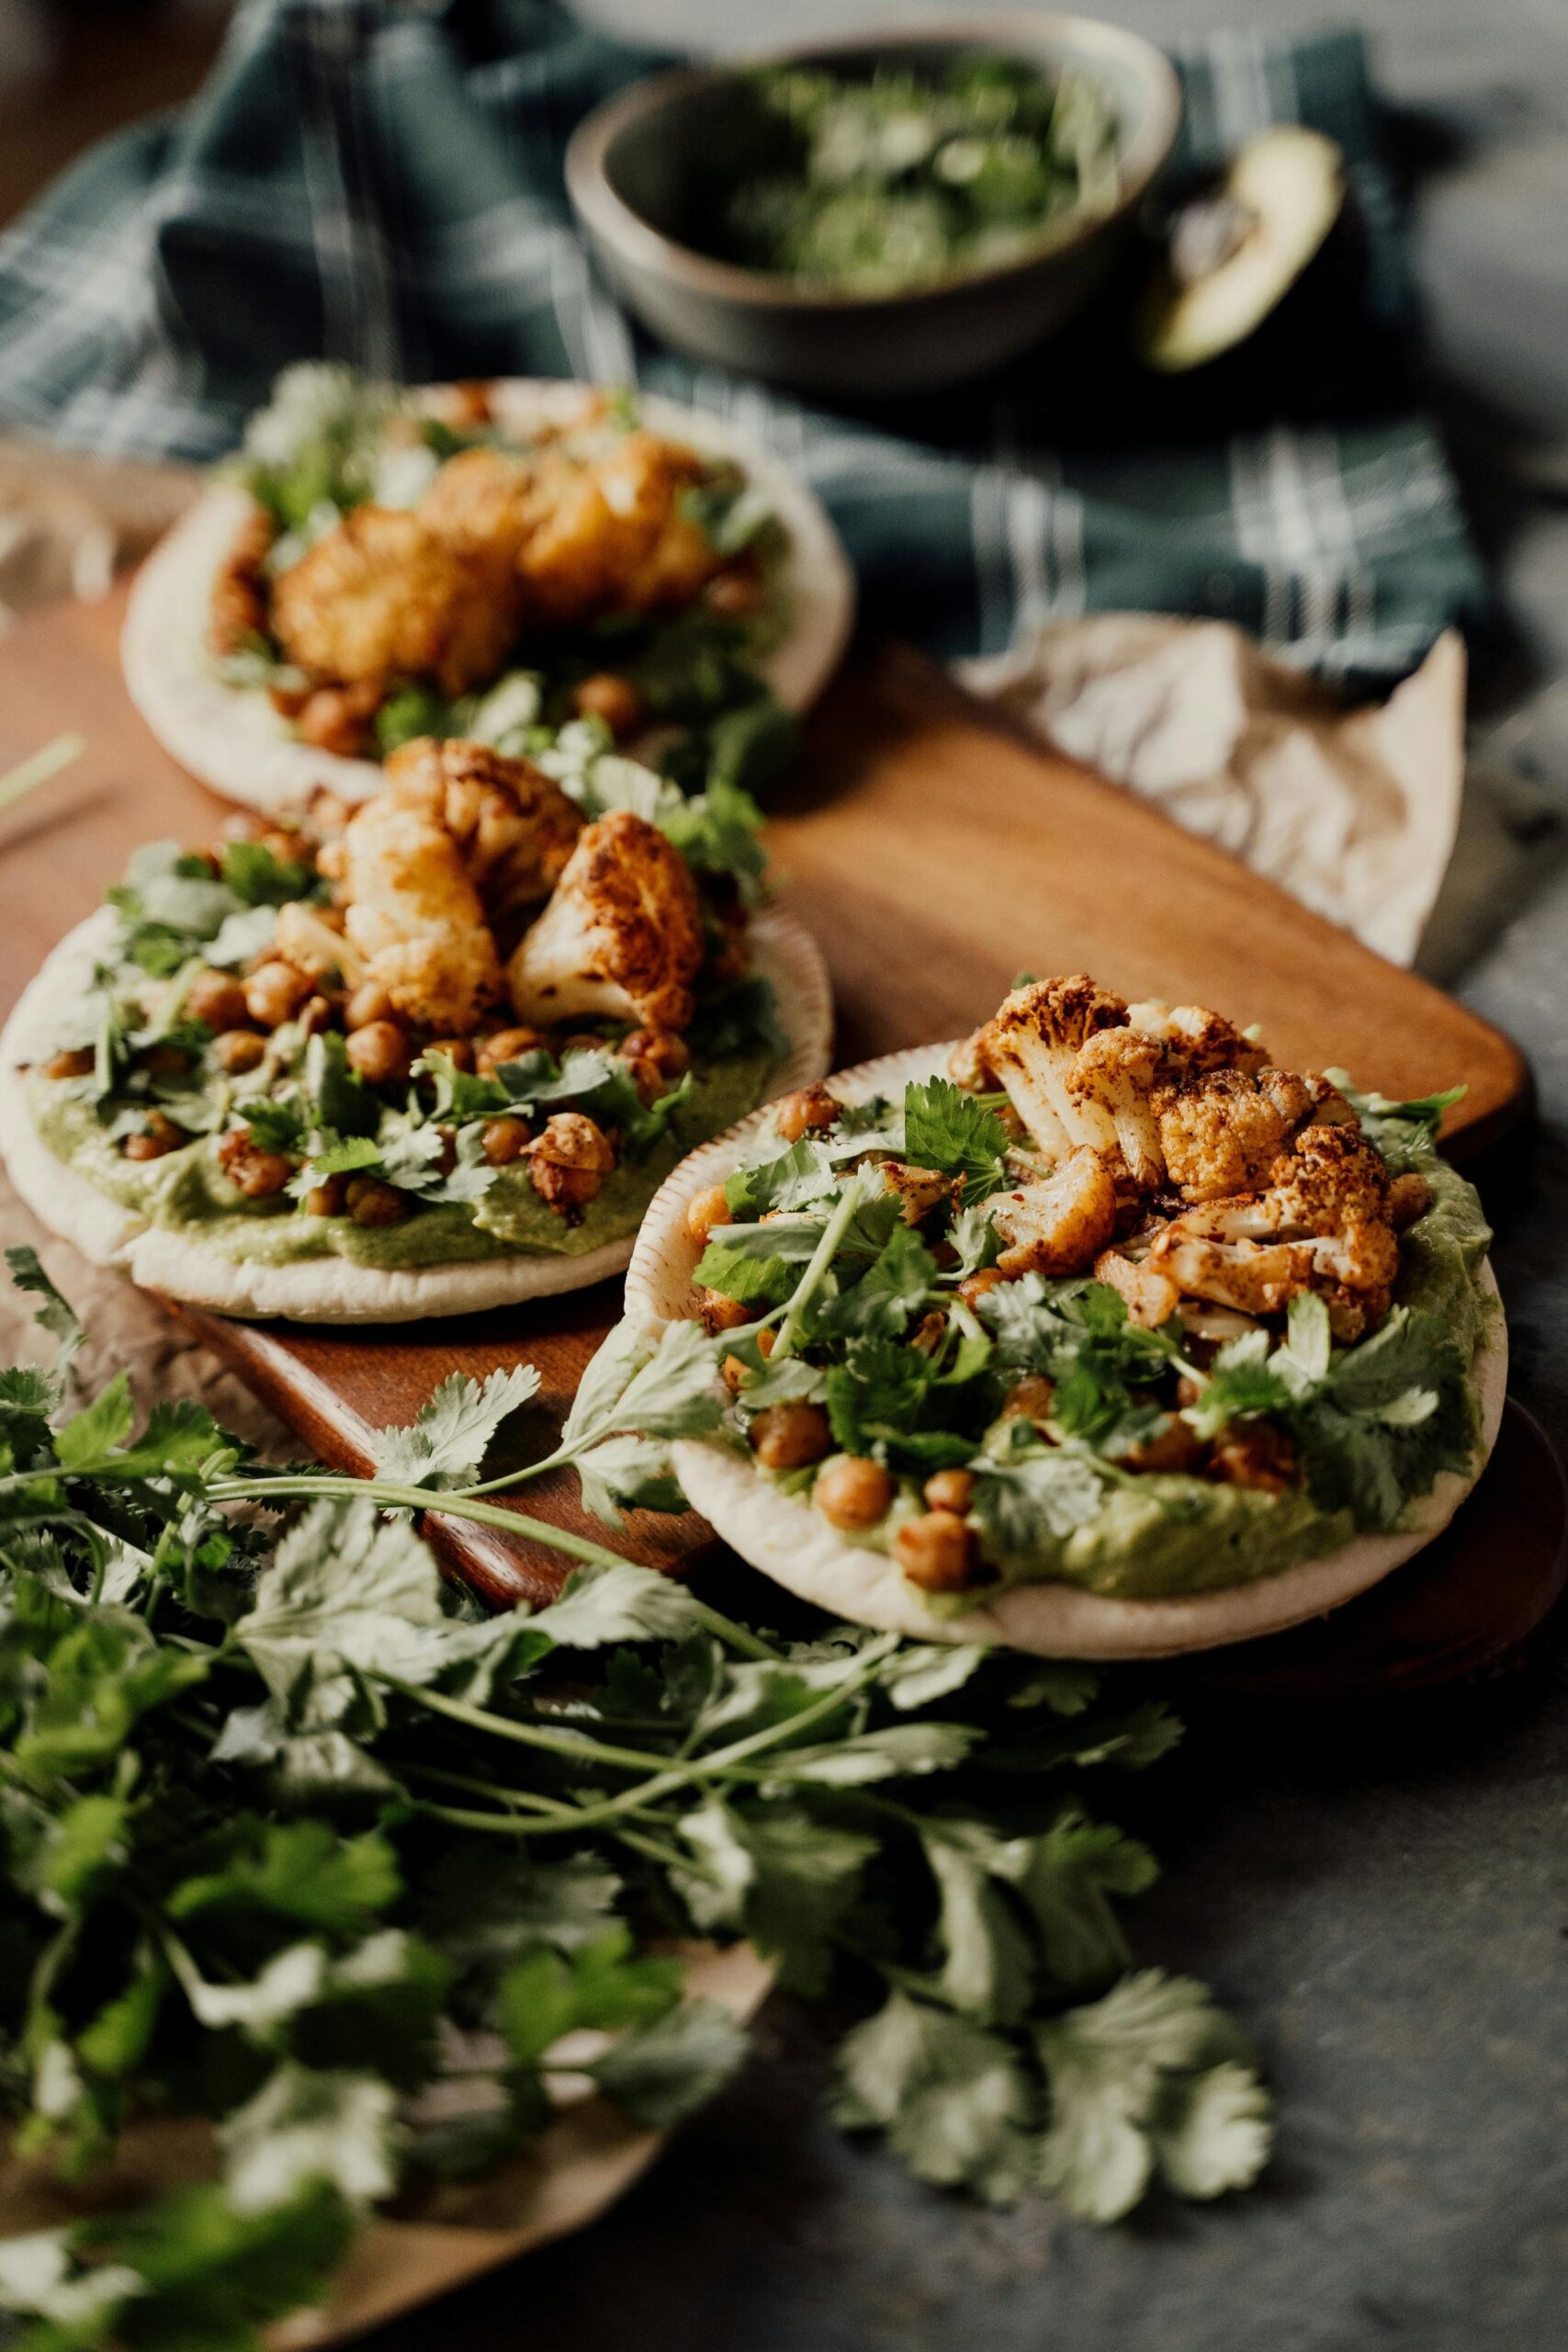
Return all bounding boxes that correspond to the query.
[383,6,1568,2345]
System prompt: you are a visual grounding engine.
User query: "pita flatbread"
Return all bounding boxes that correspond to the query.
[623,1043,1507,1661]
[122,381,854,813]
[0,905,831,1325]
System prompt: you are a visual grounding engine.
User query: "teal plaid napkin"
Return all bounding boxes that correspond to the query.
[0,0,1483,685]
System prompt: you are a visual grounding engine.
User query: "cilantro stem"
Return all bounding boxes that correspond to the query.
[208,1474,783,1660]
[403,1634,898,1837]
[772,1169,866,1361]
[0,731,84,816]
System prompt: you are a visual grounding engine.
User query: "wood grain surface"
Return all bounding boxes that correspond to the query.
[0,581,1535,1616]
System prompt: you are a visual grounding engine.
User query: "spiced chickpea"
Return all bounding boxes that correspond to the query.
[572,673,644,739]
[345,1175,409,1227]
[750,1400,832,1472]
[895,1511,980,1593]
[1113,1416,1204,1476]
[999,1374,1055,1424]
[122,1113,190,1162]
[698,1287,750,1335]
[42,1047,95,1080]
[705,563,764,619]
[212,1029,267,1075]
[481,1114,533,1167]
[958,1269,1004,1309]
[910,1311,947,1356]
[1388,1171,1434,1230]
[142,1042,195,1080]
[345,1020,412,1087]
[815,1456,895,1531]
[774,1083,840,1145]
[685,1183,732,1249]
[216,1126,292,1200]
[476,1026,545,1074]
[243,960,313,1031]
[527,1113,615,1215]
[297,684,378,759]
[186,970,253,1033]
[304,1173,350,1218]
[344,980,394,1032]
[425,1037,475,1073]
[1208,1423,1297,1496]
[923,1467,976,1516]
[620,1030,690,1084]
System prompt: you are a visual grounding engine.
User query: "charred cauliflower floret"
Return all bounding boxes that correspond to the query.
[1124,999,1269,1076]
[270,506,521,697]
[419,447,537,566]
[1093,1232,1182,1330]
[1154,1067,1296,1204]
[988,1146,1119,1278]
[879,1160,953,1226]
[515,432,722,627]
[381,737,581,913]
[1148,1122,1398,1340]
[506,809,705,1035]
[983,978,1129,1159]
[1065,1028,1168,1189]
[337,786,502,1034]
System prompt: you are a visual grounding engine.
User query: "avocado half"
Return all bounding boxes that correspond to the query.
[1137,126,1347,374]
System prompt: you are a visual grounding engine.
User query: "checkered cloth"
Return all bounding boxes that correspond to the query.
[0,0,1483,684]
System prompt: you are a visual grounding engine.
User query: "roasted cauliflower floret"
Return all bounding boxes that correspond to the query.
[983,978,1129,1159]
[1093,1233,1182,1330]
[419,447,537,566]
[879,1160,953,1226]
[515,432,722,627]
[1125,999,1269,1076]
[506,809,704,1035]
[989,1146,1119,1278]
[270,506,521,697]
[1154,1068,1294,1204]
[1148,1122,1398,1340]
[1065,1028,1168,1189]
[381,737,581,913]
[337,788,502,1034]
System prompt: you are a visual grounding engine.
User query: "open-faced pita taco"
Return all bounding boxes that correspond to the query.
[123,369,853,814]
[1,734,830,1322]
[617,979,1505,1660]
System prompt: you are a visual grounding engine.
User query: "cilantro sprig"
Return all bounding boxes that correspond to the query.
[0,1261,1269,2349]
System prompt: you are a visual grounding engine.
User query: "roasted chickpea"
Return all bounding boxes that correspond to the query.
[297,684,378,758]
[750,1400,832,1472]
[481,1114,533,1167]
[705,563,764,619]
[141,1042,194,1080]
[425,1037,475,1072]
[212,1029,267,1075]
[304,1172,349,1218]
[345,1175,409,1227]
[122,1112,190,1162]
[815,1455,895,1531]
[620,1029,691,1084]
[698,1287,751,1335]
[43,1047,94,1080]
[476,1026,546,1074]
[346,1020,412,1087]
[243,960,313,1031]
[1112,1415,1205,1476]
[910,1311,948,1357]
[1388,1171,1434,1230]
[957,1268,1004,1309]
[559,1032,607,1058]
[895,1511,981,1593]
[999,1374,1055,1424]
[774,1083,840,1145]
[186,970,253,1033]
[268,676,311,720]
[572,672,644,739]
[216,1126,293,1200]
[923,1468,976,1516]
[1208,1423,1298,1496]
[344,980,394,1032]
[685,1182,733,1249]
[527,1113,615,1215]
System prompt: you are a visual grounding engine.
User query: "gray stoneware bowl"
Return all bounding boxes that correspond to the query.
[565,13,1182,401]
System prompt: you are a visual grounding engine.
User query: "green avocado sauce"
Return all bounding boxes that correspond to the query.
[33,1051,772,1271]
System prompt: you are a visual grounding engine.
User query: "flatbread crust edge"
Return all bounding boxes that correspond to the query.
[0,903,832,1326]
[121,380,857,814]
[622,1042,1508,1662]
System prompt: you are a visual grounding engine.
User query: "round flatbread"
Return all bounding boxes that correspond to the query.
[623,1042,1508,1661]
[122,381,855,813]
[0,905,832,1325]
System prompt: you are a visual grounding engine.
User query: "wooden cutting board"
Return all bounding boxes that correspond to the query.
[0,582,1533,1613]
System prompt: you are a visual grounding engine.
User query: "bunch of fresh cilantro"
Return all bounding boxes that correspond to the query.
[0,1250,1269,2352]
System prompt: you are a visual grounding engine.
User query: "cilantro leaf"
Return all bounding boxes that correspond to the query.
[367,1366,542,1490]
[835,1991,1034,2204]
[6,1246,81,1371]
[971,1450,1106,1563]
[818,1222,938,1340]
[903,1077,1010,1203]
[219,2064,400,2213]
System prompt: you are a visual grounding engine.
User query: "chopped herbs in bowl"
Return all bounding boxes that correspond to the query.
[720,53,1122,294]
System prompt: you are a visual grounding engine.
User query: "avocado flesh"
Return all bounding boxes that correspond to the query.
[1138,126,1346,374]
